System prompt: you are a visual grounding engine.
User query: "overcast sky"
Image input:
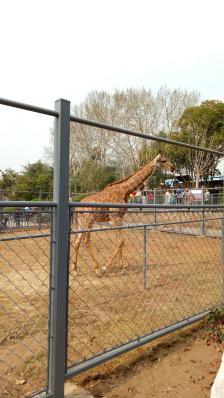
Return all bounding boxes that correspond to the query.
[1,0,224,173]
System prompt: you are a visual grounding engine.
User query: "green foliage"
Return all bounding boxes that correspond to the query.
[176,101,224,177]
[0,161,53,200]
[0,169,18,191]
[138,141,152,166]
[204,307,224,352]
[14,161,53,200]
[178,100,224,144]
[70,161,117,193]
[72,193,89,202]
[139,132,174,188]
[148,101,224,185]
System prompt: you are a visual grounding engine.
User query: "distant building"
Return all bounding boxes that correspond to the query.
[164,174,192,187]
[200,175,224,187]
[165,174,224,188]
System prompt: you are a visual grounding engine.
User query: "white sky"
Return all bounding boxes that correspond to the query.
[1,0,224,173]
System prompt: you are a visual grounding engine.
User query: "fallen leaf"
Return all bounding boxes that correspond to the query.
[15,379,26,385]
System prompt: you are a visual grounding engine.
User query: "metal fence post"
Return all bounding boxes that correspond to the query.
[0,188,3,231]
[200,186,205,236]
[153,188,157,229]
[222,213,224,305]
[143,226,147,289]
[48,99,70,398]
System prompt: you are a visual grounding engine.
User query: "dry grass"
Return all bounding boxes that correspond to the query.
[0,210,222,397]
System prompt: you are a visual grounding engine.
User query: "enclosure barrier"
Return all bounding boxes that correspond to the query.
[0,97,224,398]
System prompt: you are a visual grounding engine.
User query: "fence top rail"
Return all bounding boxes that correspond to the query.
[70,115,224,157]
[0,97,59,117]
[1,97,224,157]
[0,201,56,207]
[69,201,224,209]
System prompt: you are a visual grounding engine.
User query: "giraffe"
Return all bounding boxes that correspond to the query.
[71,153,175,276]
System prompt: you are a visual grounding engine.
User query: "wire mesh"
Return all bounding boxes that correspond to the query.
[67,205,223,370]
[0,209,51,231]
[0,206,52,398]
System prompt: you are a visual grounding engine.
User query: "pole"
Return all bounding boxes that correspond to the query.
[201,186,205,236]
[143,226,147,289]
[0,188,3,231]
[153,188,157,230]
[222,214,224,305]
[48,99,70,398]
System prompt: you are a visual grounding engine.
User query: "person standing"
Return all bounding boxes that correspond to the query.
[204,188,211,205]
[182,187,194,205]
[164,189,173,204]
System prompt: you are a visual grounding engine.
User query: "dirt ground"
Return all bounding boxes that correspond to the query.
[79,325,222,398]
[0,210,223,397]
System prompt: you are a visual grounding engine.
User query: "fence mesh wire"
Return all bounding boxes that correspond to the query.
[0,204,223,396]
[67,206,223,369]
[0,207,52,398]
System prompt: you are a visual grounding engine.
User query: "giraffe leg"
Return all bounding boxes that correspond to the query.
[70,213,95,275]
[71,230,101,275]
[100,225,125,276]
[70,231,83,273]
[84,232,101,274]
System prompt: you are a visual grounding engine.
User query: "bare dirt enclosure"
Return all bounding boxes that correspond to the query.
[78,325,222,398]
[0,209,223,397]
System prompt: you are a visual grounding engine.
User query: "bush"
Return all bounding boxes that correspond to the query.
[72,193,89,202]
[204,307,224,351]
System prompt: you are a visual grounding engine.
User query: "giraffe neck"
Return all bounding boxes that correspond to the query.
[118,161,156,195]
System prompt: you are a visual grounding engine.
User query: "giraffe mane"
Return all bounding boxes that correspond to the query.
[104,162,152,189]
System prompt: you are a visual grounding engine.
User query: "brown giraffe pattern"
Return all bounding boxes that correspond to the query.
[71,153,175,276]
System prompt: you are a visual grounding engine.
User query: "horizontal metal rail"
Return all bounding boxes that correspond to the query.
[0,201,56,207]
[70,201,224,209]
[0,97,58,117]
[65,310,209,378]
[0,233,51,242]
[72,208,223,214]
[70,216,222,234]
[70,115,224,157]
[1,97,223,156]
[32,391,54,398]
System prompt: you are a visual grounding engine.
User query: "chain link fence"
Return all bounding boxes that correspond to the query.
[2,203,223,397]
[1,97,224,398]
[0,209,51,231]
[130,186,224,206]
[67,204,224,373]
[0,206,52,397]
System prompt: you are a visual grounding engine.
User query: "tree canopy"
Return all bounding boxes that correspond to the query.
[0,161,53,200]
[2,92,223,196]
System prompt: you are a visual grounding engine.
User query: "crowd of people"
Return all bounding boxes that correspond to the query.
[164,187,194,205]
[130,186,213,205]
[0,206,32,229]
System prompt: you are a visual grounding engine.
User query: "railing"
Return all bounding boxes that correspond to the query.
[0,97,224,398]
[67,203,224,378]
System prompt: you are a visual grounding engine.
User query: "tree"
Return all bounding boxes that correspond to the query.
[0,169,18,192]
[148,101,224,187]
[70,160,117,193]
[68,87,199,190]
[14,161,53,200]
[176,100,224,187]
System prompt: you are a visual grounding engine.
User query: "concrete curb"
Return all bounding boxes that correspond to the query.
[64,382,94,398]
[211,353,224,398]
[36,382,94,398]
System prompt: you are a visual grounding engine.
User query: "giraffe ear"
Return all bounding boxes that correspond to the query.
[155,153,163,161]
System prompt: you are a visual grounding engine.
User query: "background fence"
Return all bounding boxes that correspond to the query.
[0,97,224,398]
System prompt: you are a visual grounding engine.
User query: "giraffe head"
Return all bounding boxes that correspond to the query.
[154,153,175,172]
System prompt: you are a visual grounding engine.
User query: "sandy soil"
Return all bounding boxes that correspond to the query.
[79,325,222,398]
[0,210,222,397]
